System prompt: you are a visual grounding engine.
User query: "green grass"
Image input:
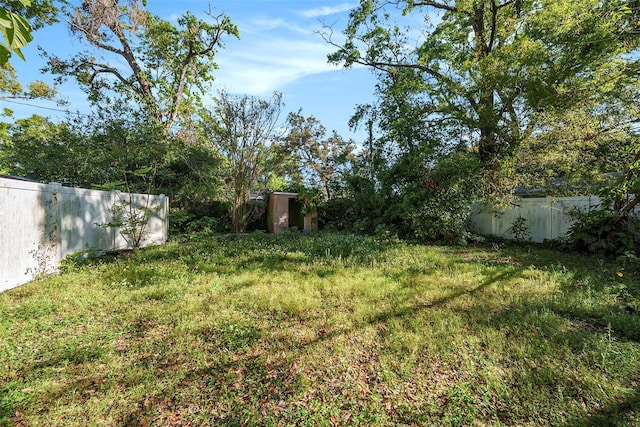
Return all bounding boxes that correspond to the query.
[1,232,639,426]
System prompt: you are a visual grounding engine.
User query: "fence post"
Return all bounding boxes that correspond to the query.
[160,194,169,242]
[112,190,121,249]
[47,182,63,264]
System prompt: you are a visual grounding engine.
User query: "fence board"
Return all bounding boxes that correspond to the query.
[0,178,168,292]
[469,196,610,243]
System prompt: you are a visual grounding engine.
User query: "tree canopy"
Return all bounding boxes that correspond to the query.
[326,0,640,196]
[284,111,356,200]
[42,0,238,131]
[199,90,284,233]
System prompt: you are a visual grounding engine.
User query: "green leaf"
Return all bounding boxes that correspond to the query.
[0,7,32,64]
[5,12,33,48]
[0,9,11,29]
[0,45,9,63]
[12,46,25,61]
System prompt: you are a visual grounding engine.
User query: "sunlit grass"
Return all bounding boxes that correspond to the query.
[1,232,639,426]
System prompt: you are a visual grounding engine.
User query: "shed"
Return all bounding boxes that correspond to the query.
[267,192,317,234]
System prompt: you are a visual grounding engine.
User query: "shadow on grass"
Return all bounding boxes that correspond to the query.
[563,388,640,427]
[373,269,522,324]
[299,267,525,348]
[277,246,640,425]
[116,342,301,425]
[28,234,639,425]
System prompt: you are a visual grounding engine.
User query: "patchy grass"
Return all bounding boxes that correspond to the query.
[1,232,639,426]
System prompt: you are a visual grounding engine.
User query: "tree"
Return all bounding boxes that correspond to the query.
[200,90,284,233]
[284,111,356,200]
[512,100,638,196]
[330,63,482,242]
[43,0,238,131]
[0,111,221,206]
[326,0,640,197]
[0,114,79,180]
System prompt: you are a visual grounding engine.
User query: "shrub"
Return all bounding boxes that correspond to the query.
[318,198,358,231]
[568,208,640,256]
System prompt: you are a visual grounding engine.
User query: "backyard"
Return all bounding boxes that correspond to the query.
[1,232,639,426]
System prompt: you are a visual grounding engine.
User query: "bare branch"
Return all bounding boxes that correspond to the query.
[409,1,458,13]
[84,60,131,87]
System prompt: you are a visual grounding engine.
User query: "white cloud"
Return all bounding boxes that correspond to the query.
[164,3,360,97]
[212,37,340,95]
[299,3,357,18]
[247,18,308,34]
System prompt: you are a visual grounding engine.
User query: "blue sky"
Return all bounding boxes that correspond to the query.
[5,0,380,142]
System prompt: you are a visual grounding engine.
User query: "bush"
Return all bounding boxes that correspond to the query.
[318,198,358,231]
[186,216,230,235]
[169,209,195,234]
[169,201,232,235]
[568,208,640,256]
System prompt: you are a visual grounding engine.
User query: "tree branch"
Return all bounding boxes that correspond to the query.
[84,60,131,87]
[66,19,124,57]
[488,0,498,52]
[615,193,640,222]
[409,1,458,13]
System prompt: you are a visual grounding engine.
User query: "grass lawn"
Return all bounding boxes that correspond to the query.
[1,232,639,426]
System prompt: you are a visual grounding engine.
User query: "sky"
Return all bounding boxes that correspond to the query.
[4,0,381,143]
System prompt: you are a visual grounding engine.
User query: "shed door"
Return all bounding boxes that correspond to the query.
[288,198,304,231]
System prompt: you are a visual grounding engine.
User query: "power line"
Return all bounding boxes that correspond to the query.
[0,98,87,116]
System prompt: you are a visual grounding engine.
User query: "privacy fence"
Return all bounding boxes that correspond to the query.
[1,177,168,292]
[469,196,608,243]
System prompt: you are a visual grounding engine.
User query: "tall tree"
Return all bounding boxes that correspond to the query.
[200,90,284,233]
[284,111,356,200]
[43,0,238,131]
[326,0,640,196]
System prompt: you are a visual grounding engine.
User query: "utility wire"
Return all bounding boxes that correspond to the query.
[0,98,88,117]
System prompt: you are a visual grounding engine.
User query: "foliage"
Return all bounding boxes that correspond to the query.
[0,0,34,63]
[568,207,640,257]
[567,134,640,257]
[282,111,356,200]
[199,90,284,233]
[325,141,481,243]
[186,216,229,235]
[600,136,640,222]
[511,61,639,196]
[0,112,221,206]
[58,247,103,273]
[102,194,160,249]
[1,63,56,100]
[318,197,358,231]
[42,0,238,131]
[325,0,640,198]
[0,114,71,178]
[508,216,532,243]
[1,233,640,425]
[0,0,58,110]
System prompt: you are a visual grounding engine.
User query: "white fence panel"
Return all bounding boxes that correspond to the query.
[0,178,169,292]
[469,196,603,242]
